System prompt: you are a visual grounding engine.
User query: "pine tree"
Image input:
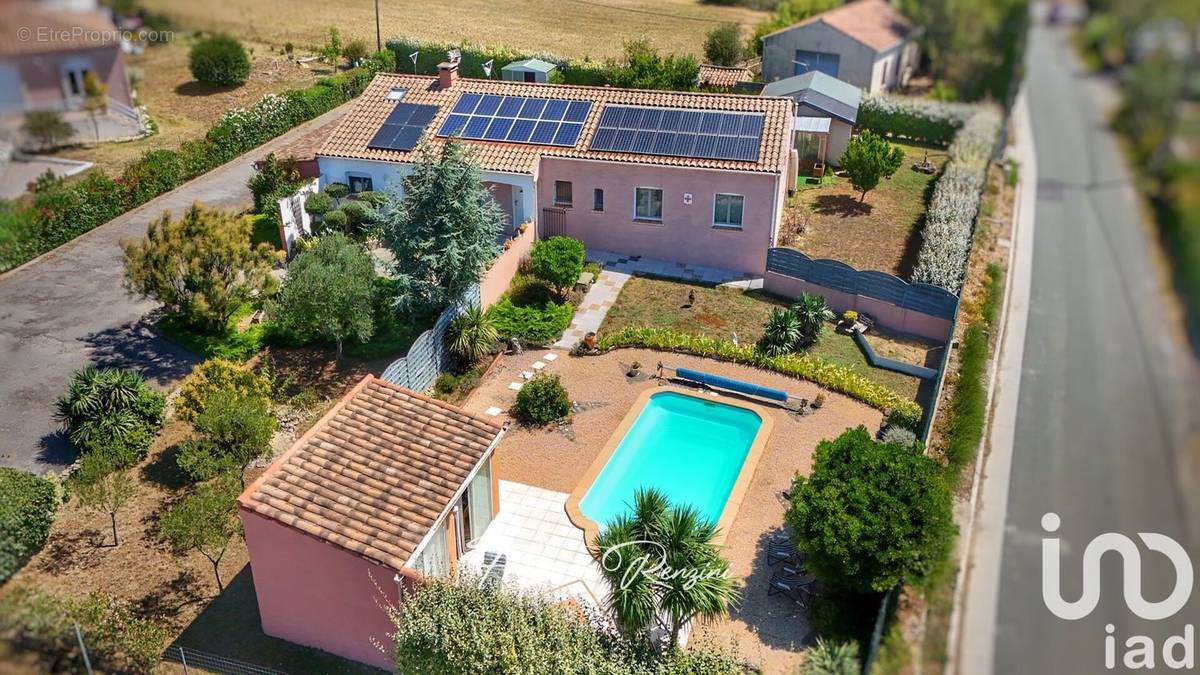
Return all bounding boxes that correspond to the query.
[379,138,503,314]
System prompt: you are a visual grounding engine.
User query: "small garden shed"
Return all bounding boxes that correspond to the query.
[501,58,557,83]
[762,70,861,171]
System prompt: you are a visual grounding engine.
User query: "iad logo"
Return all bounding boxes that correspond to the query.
[1041,512,1195,669]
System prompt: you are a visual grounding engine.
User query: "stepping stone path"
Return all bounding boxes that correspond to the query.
[501,352,563,406]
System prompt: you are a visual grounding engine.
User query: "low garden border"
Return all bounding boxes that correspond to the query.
[591,327,923,429]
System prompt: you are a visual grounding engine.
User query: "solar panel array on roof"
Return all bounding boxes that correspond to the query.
[367,102,440,152]
[437,93,592,147]
[589,105,764,162]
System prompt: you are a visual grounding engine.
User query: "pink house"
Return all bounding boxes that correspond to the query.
[238,375,506,670]
[315,65,796,276]
[0,1,135,118]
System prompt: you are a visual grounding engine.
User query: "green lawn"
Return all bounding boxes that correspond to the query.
[157,304,267,361]
[598,276,938,402]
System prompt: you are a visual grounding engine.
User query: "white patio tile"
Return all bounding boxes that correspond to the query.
[507,381,523,391]
[484,406,503,416]
[543,353,559,362]
[532,361,547,370]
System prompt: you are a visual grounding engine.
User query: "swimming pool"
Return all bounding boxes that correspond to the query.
[567,389,772,540]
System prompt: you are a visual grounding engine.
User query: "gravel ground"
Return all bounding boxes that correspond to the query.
[463,347,883,673]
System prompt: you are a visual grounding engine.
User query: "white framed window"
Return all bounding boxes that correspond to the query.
[713,193,744,229]
[554,180,573,207]
[633,187,663,222]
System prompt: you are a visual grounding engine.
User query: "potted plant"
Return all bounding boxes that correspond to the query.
[811,392,826,409]
[841,310,859,332]
[583,332,597,349]
[628,360,641,377]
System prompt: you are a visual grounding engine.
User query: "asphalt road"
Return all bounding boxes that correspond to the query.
[989,21,1200,674]
[0,103,351,472]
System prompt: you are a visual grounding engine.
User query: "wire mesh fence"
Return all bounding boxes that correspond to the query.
[163,645,287,675]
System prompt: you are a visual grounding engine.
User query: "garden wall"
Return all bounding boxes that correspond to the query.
[480,225,535,310]
[763,248,958,342]
[379,284,481,393]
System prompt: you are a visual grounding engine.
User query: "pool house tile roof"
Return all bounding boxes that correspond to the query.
[318,73,794,175]
[238,375,504,571]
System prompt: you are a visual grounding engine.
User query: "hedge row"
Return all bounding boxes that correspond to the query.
[0,468,58,582]
[857,95,978,147]
[0,51,394,273]
[387,37,608,86]
[911,105,1004,293]
[593,327,923,428]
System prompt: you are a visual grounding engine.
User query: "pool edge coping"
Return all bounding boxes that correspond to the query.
[564,384,775,551]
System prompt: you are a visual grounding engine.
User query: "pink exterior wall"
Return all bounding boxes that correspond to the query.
[239,508,404,671]
[536,157,783,275]
[764,271,953,342]
[480,223,536,310]
[10,45,133,111]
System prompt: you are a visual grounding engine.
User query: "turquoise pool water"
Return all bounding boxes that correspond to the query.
[579,391,763,529]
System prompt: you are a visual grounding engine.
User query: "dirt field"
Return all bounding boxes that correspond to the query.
[139,0,768,60]
[779,141,948,278]
[462,347,883,673]
[54,37,324,172]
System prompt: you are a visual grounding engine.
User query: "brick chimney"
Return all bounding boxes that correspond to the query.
[437,61,458,89]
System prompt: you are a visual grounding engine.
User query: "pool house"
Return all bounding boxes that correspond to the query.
[237,375,506,670]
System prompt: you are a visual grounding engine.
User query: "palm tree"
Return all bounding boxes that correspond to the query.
[592,488,738,649]
[801,638,860,675]
[447,305,498,363]
[757,307,802,356]
[54,367,151,448]
[791,293,835,347]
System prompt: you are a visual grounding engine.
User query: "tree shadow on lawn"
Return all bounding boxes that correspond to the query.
[811,194,873,218]
[724,526,818,655]
[80,314,199,387]
[172,565,383,673]
[173,81,244,97]
[894,170,941,281]
[142,442,192,491]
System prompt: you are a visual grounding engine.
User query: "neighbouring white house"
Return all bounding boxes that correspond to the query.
[762,70,861,173]
[761,0,922,94]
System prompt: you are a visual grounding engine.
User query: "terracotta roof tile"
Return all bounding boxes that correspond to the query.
[318,73,794,175]
[698,64,754,89]
[764,0,918,53]
[239,375,504,571]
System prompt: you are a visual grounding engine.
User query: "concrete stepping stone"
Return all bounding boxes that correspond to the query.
[484,406,503,416]
[532,361,546,370]
[543,353,558,362]
[521,371,534,380]
[508,382,524,391]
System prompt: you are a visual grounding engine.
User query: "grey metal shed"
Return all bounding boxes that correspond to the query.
[501,58,557,83]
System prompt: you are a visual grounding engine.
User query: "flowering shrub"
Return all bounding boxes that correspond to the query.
[0,469,58,582]
[594,327,923,427]
[912,105,1003,293]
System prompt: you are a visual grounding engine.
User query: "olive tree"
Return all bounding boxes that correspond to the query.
[838,131,905,203]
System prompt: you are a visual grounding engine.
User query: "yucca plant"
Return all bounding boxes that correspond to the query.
[593,488,738,649]
[792,293,835,347]
[54,367,164,451]
[447,305,498,363]
[801,638,860,675]
[757,308,802,356]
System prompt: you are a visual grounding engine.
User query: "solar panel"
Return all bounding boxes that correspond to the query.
[367,103,441,152]
[437,94,593,147]
[587,105,764,162]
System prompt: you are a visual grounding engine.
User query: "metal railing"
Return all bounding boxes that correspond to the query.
[163,645,287,675]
